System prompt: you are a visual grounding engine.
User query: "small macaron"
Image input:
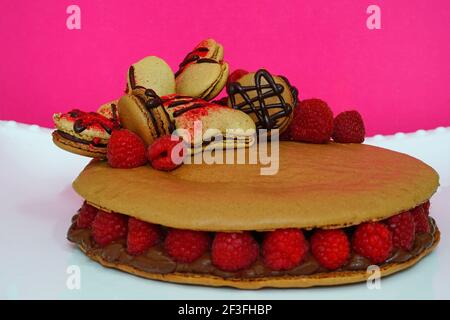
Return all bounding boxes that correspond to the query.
[175,39,229,101]
[162,95,256,155]
[227,69,298,135]
[52,109,119,159]
[118,88,175,146]
[126,56,176,96]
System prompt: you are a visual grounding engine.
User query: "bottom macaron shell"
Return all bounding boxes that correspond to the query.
[72,227,439,289]
[68,214,440,289]
[52,131,107,159]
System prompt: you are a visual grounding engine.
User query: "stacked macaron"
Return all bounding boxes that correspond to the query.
[175,39,229,100]
[53,109,119,159]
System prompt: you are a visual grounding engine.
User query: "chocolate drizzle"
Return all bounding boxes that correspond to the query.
[196,58,219,64]
[172,103,206,118]
[227,69,298,130]
[128,65,136,90]
[57,130,106,147]
[140,89,175,135]
[166,99,195,108]
[68,109,118,135]
[110,103,119,124]
[175,46,211,77]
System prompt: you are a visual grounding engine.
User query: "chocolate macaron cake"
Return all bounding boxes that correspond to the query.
[53,38,441,289]
[68,143,439,289]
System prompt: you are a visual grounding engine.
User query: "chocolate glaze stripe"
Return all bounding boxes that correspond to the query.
[110,104,118,124]
[73,115,115,135]
[196,47,210,52]
[57,130,107,147]
[196,58,219,64]
[175,46,211,77]
[232,85,286,109]
[172,103,207,118]
[167,100,196,108]
[179,55,199,68]
[128,65,136,90]
[141,89,175,134]
[135,92,162,137]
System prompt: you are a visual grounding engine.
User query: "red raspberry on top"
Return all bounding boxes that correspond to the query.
[386,211,415,251]
[311,229,350,270]
[165,229,210,263]
[92,211,128,247]
[148,135,185,171]
[76,201,98,229]
[107,129,147,168]
[332,110,365,143]
[262,228,308,271]
[352,222,393,264]
[211,232,259,272]
[411,206,430,234]
[289,99,334,144]
[422,201,430,215]
[127,217,160,255]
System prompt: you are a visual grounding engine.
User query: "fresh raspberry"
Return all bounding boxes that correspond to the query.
[411,206,430,234]
[352,222,393,264]
[76,201,98,229]
[211,232,259,272]
[311,229,350,270]
[289,99,333,143]
[279,126,293,141]
[165,229,210,263]
[422,201,430,215]
[262,229,308,271]
[386,211,415,251]
[227,69,248,86]
[332,110,365,143]
[107,129,147,168]
[126,217,160,255]
[91,211,128,247]
[147,135,184,171]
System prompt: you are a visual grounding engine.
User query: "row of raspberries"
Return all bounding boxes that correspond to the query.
[76,201,430,272]
[281,99,365,144]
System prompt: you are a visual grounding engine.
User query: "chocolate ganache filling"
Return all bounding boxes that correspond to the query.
[57,131,107,148]
[68,216,437,279]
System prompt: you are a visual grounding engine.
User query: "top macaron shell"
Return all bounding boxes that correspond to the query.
[53,112,111,143]
[175,39,229,100]
[176,62,229,100]
[126,56,176,97]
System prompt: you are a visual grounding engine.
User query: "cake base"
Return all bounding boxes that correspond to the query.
[71,224,440,289]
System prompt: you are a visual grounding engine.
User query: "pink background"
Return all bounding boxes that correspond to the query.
[1,0,449,135]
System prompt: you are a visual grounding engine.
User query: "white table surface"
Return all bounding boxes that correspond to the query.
[1,121,449,300]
